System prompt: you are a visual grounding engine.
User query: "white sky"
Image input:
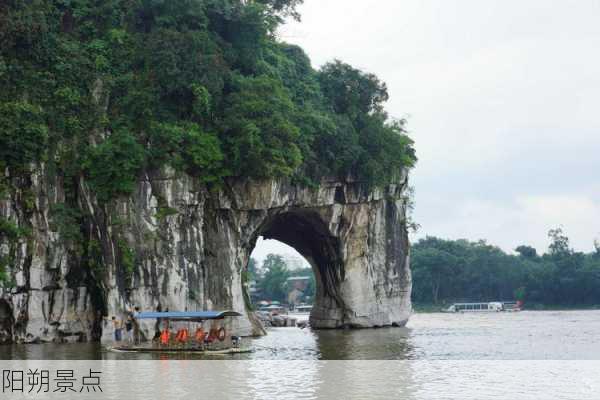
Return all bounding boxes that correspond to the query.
[259,0,600,256]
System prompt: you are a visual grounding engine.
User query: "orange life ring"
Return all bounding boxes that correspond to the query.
[217,327,226,341]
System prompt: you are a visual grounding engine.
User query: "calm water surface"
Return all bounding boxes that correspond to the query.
[2,310,599,360]
[2,311,599,399]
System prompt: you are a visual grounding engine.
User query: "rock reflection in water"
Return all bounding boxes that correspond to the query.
[314,327,417,360]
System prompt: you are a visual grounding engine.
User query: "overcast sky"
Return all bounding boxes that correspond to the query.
[252,0,600,263]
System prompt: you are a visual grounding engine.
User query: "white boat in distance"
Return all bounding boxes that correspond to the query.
[288,304,313,324]
[293,305,313,314]
[444,301,522,313]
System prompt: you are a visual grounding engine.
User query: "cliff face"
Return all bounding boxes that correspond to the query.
[0,166,412,344]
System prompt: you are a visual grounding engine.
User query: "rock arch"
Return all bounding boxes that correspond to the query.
[252,210,345,328]
[1,169,412,342]
[221,175,414,331]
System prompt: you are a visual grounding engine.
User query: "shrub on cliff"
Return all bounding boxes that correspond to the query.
[83,130,145,203]
[0,101,48,173]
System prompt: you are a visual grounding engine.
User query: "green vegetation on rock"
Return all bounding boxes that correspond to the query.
[0,0,416,207]
[117,238,136,287]
[0,183,30,284]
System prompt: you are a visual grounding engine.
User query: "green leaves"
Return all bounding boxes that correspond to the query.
[221,75,302,178]
[316,60,417,186]
[148,122,225,183]
[0,0,417,206]
[180,124,225,183]
[412,233,600,307]
[258,254,290,302]
[0,211,29,285]
[0,101,48,172]
[319,60,389,119]
[83,130,145,203]
[190,83,211,121]
[0,217,26,243]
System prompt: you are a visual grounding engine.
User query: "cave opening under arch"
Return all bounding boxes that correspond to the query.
[246,210,346,327]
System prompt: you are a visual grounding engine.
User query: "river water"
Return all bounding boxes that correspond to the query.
[1,311,599,399]
[2,310,599,360]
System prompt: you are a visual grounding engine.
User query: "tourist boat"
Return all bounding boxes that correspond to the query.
[443,301,522,313]
[293,304,313,314]
[107,310,253,355]
[288,304,312,326]
[500,301,523,312]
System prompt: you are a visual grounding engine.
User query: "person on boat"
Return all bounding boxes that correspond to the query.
[202,322,215,347]
[206,321,227,345]
[159,320,171,346]
[125,314,134,343]
[160,330,170,346]
[131,306,142,344]
[207,325,218,343]
[195,325,205,343]
[153,303,163,343]
[111,316,123,342]
[175,327,189,343]
[152,329,161,344]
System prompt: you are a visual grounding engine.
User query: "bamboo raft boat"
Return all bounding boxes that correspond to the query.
[106,310,253,355]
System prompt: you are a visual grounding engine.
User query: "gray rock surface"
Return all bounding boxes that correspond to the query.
[0,165,412,343]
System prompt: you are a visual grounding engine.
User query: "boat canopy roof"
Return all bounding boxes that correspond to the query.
[135,311,242,321]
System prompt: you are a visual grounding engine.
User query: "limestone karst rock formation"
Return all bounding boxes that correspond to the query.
[0,168,412,343]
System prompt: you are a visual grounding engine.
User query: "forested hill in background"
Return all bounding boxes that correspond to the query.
[0,0,416,193]
[412,228,600,309]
